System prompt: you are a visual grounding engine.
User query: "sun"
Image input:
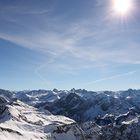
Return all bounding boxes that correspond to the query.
[113,0,132,15]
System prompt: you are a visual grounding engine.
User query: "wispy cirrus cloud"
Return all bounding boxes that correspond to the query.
[0,0,140,90]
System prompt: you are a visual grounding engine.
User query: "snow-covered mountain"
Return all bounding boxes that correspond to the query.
[0,96,86,140]
[81,111,140,140]
[0,88,140,140]
[38,89,140,122]
[13,89,69,106]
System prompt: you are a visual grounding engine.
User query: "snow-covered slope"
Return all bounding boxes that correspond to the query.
[14,89,69,106]
[0,97,85,140]
[1,88,140,140]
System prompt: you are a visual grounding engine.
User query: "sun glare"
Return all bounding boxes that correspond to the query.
[113,0,132,15]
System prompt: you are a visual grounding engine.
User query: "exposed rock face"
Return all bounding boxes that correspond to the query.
[0,89,13,99]
[99,117,140,140]
[44,92,92,122]
[80,117,140,140]
[0,96,8,114]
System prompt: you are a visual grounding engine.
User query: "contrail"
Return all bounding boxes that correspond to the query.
[86,70,138,85]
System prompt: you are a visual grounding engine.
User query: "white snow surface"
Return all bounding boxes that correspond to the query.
[0,100,83,140]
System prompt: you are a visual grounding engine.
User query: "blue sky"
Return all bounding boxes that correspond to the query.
[0,0,140,91]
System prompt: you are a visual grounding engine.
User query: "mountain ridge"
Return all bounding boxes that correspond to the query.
[0,88,140,140]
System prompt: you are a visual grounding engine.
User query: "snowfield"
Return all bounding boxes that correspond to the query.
[0,99,85,140]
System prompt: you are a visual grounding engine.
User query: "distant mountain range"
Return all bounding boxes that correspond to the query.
[0,88,140,140]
